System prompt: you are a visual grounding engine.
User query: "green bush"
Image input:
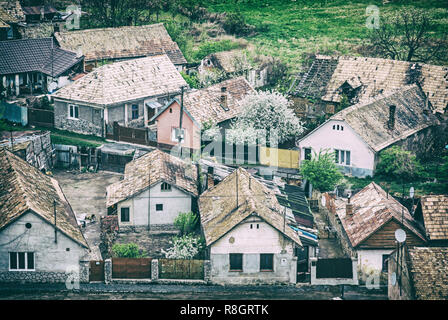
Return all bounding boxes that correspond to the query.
[191,39,242,61]
[111,243,147,258]
[376,146,424,182]
[180,71,200,89]
[174,211,199,235]
[300,150,343,192]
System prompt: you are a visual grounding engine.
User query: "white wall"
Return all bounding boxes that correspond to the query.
[298,119,376,177]
[357,249,393,273]
[117,181,193,228]
[0,212,88,272]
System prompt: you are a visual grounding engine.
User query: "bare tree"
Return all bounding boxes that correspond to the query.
[369,8,447,63]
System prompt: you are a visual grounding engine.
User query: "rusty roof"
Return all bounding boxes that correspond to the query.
[106,149,198,207]
[330,84,441,152]
[420,195,448,241]
[0,149,89,248]
[0,1,24,22]
[292,55,448,114]
[54,23,187,65]
[407,247,448,300]
[52,55,187,107]
[199,167,302,247]
[335,182,426,248]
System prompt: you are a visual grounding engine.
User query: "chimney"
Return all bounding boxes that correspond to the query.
[388,105,396,130]
[207,166,214,189]
[220,87,228,111]
[346,196,353,216]
[423,91,430,115]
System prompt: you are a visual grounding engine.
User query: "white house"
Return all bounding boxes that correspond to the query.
[106,149,198,232]
[297,85,440,177]
[0,149,89,283]
[199,168,302,285]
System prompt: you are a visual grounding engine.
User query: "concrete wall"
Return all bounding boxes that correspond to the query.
[0,211,88,283]
[54,100,103,137]
[357,249,393,276]
[298,119,375,177]
[117,181,193,231]
[209,216,297,284]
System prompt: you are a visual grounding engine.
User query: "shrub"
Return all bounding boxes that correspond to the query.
[111,243,147,258]
[174,211,199,235]
[376,146,424,181]
[161,234,205,259]
[300,150,343,192]
[180,71,200,89]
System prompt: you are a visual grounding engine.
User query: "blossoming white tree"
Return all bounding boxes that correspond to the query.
[226,91,304,145]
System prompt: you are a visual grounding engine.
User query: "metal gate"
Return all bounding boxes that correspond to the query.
[316,258,353,279]
[112,258,152,279]
[159,259,204,280]
[89,260,105,282]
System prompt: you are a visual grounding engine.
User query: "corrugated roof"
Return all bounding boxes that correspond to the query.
[0,149,89,248]
[292,55,448,114]
[106,149,198,207]
[330,84,441,152]
[335,182,426,248]
[54,23,187,65]
[52,55,187,107]
[407,247,448,300]
[420,195,448,241]
[0,37,83,76]
[199,167,302,247]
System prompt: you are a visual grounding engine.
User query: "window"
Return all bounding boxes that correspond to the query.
[120,207,130,222]
[68,104,79,119]
[229,253,243,271]
[382,255,389,272]
[156,204,163,211]
[9,252,34,270]
[171,127,185,143]
[161,182,171,192]
[334,149,351,166]
[304,148,312,161]
[260,254,274,271]
[131,104,139,120]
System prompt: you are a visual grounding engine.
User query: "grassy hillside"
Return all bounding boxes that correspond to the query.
[205,0,448,72]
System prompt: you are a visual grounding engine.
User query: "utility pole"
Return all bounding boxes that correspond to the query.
[178,86,186,144]
[54,200,57,243]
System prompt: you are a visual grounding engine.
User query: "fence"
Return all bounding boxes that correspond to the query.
[310,257,358,285]
[89,260,105,282]
[158,259,204,280]
[27,107,54,127]
[0,101,27,126]
[106,121,155,146]
[259,146,299,169]
[111,257,152,279]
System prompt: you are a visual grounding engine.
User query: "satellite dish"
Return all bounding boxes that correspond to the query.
[409,187,415,198]
[321,195,326,207]
[395,228,406,243]
[48,81,58,93]
[390,272,397,286]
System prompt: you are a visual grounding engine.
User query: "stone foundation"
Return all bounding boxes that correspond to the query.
[55,115,103,137]
[0,271,68,283]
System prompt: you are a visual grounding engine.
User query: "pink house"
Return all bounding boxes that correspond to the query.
[150,77,255,150]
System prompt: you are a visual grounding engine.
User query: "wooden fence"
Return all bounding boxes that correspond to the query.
[27,107,54,127]
[112,257,152,279]
[89,260,105,282]
[158,259,204,280]
[107,121,155,146]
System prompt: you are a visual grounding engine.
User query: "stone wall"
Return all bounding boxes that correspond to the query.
[0,271,68,283]
[54,100,103,137]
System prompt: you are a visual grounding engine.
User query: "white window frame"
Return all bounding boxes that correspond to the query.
[171,127,185,143]
[161,182,171,192]
[68,104,79,120]
[335,149,351,166]
[9,252,35,271]
[120,207,131,223]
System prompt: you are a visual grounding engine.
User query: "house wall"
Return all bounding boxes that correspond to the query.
[357,249,393,274]
[209,216,297,284]
[117,181,193,231]
[298,119,376,177]
[155,101,201,150]
[54,100,103,137]
[0,211,88,283]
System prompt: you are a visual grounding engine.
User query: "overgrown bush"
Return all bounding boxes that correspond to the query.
[180,71,200,89]
[174,211,199,235]
[376,146,424,182]
[111,243,147,258]
[161,234,205,259]
[221,10,255,36]
[300,150,343,192]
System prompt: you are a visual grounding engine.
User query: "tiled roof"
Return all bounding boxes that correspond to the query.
[329,84,441,152]
[52,55,187,107]
[208,50,246,73]
[199,167,302,247]
[153,77,255,125]
[420,195,448,241]
[0,38,83,76]
[106,149,198,207]
[292,55,448,114]
[54,23,187,65]
[408,247,448,300]
[22,5,57,15]
[0,1,24,22]
[0,7,15,25]
[0,149,88,248]
[335,182,426,248]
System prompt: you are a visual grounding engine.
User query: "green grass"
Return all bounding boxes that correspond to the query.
[206,0,448,72]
